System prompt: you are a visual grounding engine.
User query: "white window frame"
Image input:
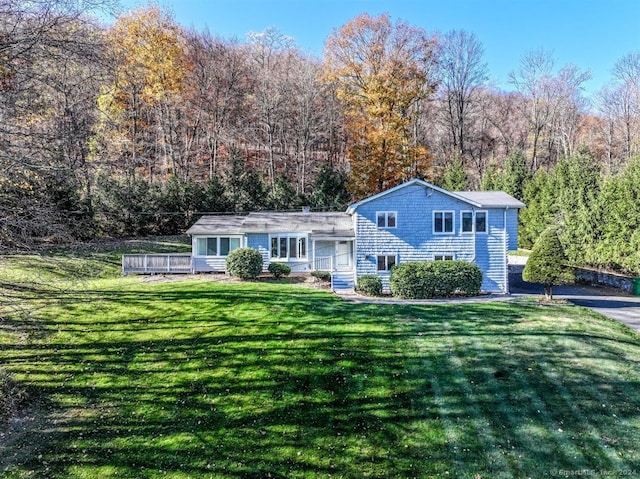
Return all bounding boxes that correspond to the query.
[434,254,455,261]
[195,236,242,257]
[475,210,488,233]
[376,254,397,272]
[461,211,474,234]
[460,210,488,234]
[376,211,397,229]
[269,234,308,261]
[433,211,455,234]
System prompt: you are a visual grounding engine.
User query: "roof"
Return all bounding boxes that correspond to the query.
[454,191,526,209]
[346,178,525,212]
[186,211,354,237]
[185,215,246,235]
[346,178,483,212]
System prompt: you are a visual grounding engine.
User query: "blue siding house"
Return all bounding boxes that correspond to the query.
[186,178,524,293]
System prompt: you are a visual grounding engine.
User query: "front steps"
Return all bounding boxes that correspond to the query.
[331,271,355,292]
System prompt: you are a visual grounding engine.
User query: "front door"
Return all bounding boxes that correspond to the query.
[335,241,352,271]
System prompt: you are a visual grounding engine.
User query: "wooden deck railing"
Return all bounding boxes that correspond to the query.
[122,254,192,275]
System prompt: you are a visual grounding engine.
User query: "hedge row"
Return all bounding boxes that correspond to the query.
[389,261,483,299]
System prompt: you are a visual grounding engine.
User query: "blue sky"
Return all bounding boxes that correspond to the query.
[116,0,639,97]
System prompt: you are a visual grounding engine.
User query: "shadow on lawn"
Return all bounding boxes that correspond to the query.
[2,284,640,478]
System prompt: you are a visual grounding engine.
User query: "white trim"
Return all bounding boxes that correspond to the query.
[376,254,397,272]
[376,211,397,229]
[434,254,455,261]
[461,210,474,234]
[193,235,243,257]
[475,210,488,234]
[460,210,488,234]
[433,211,455,235]
[268,233,309,262]
[346,178,482,213]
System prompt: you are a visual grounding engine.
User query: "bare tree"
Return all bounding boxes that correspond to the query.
[509,50,590,170]
[0,0,113,247]
[436,30,488,161]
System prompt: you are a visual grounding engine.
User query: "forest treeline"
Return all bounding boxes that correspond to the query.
[1,1,639,273]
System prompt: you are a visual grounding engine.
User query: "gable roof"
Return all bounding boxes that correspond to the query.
[186,211,354,237]
[346,178,482,213]
[346,178,525,212]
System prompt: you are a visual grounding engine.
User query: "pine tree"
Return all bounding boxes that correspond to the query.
[441,157,468,191]
[519,168,558,249]
[522,227,574,300]
[498,150,531,201]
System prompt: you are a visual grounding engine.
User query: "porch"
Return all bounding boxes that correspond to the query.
[312,239,354,272]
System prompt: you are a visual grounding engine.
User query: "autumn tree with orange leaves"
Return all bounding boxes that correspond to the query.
[323,13,438,197]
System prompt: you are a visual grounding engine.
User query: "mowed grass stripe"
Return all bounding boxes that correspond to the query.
[534,334,636,471]
[418,321,515,478]
[2,260,640,479]
[462,331,596,474]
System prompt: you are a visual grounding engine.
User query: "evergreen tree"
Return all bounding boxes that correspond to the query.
[522,227,574,300]
[498,150,531,200]
[202,177,232,213]
[310,164,352,210]
[440,157,468,191]
[553,151,601,265]
[592,156,640,274]
[480,161,501,191]
[267,174,302,210]
[519,168,558,249]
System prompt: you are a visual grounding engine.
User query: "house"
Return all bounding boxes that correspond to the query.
[185,178,525,293]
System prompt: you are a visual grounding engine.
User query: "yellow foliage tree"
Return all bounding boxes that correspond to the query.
[323,13,438,197]
[99,5,190,176]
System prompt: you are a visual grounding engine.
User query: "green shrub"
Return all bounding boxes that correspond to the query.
[226,247,264,280]
[311,271,331,282]
[390,260,482,299]
[523,227,574,300]
[357,275,383,296]
[268,262,291,279]
[0,368,27,424]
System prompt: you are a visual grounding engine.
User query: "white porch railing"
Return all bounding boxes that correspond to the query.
[122,254,192,274]
[314,256,333,271]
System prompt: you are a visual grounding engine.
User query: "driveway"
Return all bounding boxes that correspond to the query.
[510,273,640,332]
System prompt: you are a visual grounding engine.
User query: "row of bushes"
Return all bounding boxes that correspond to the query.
[226,248,483,299]
[358,260,483,299]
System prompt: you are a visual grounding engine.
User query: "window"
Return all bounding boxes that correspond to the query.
[461,211,487,233]
[434,211,454,234]
[271,235,307,260]
[196,237,241,256]
[434,254,454,261]
[475,211,487,233]
[377,255,396,271]
[462,211,473,233]
[376,211,396,228]
[220,237,241,256]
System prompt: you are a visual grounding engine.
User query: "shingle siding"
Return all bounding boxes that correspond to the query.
[353,183,509,293]
[247,233,271,272]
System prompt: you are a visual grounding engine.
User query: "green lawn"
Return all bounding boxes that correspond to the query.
[1,244,639,478]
